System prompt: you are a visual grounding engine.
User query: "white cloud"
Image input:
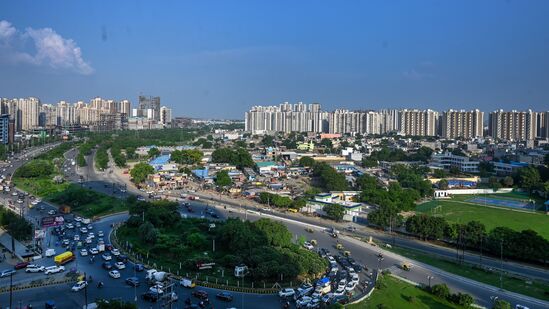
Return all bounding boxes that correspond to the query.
[0,20,93,75]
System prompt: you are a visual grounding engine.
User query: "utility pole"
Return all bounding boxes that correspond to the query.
[9,272,13,309]
[499,239,504,289]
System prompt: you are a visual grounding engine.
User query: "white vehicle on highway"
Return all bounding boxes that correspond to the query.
[111,248,120,256]
[114,262,125,270]
[44,265,65,275]
[74,216,82,222]
[303,242,314,250]
[88,232,95,239]
[80,227,88,234]
[108,270,121,279]
[89,248,99,255]
[80,249,88,256]
[71,281,88,291]
[278,288,295,298]
[25,265,45,273]
[102,253,112,261]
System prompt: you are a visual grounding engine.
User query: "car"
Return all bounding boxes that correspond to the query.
[111,248,120,256]
[80,227,88,234]
[25,265,45,273]
[296,284,314,298]
[97,231,104,237]
[125,276,140,287]
[350,273,359,285]
[278,288,295,298]
[102,262,113,270]
[17,199,23,204]
[142,291,160,302]
[102,253,112,261]
[134,264,144,272]
[74,216,82,222]
[345,281,357,292]
[71,281,88,291]
[116,254,128,263]
[80,249,88,256]
[321,293,334,303]
[114,262,125,270]
[87,224,93,230]
[149,283,165,294]
[303,242,314,250]
[66,223,74,229]
[192,290,209,300]
[85,237,93,244]
[14,262,30,270]
[87,232,95,239]
[109,270,121,278]
[0,269,16,277]
[48,210,56,215]
[44,266,65,275]
[337,279,347,290]
[216,292,233,302]
[307,298,321,308]
[73,235,80,241]
[296,296,312,308]
[12,191,18,196]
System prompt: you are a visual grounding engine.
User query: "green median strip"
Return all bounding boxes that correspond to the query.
[386,245,549,301]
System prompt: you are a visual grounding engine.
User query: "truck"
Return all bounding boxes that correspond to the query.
[180,278,196,288]
[145,269,167,284]
[97,244,105,252]
[54,251,75,265]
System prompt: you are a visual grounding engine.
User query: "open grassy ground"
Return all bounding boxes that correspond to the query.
[386,246,549,301]
[348,275,461,309]
[13,176,71,197]
[417,199,549,240]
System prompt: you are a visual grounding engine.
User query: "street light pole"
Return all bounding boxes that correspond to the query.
[427,275,434,289]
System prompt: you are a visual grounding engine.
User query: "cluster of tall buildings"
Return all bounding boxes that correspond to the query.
[245,103,549,141]
[0,95,174,144]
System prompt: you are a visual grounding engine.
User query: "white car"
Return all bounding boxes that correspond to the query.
[44,265,65,275]
[350,273,359,285]
[102,253,112,261]
[80,249,88,256]
[111,248,120,256]
[97,231,104,237]
[278,288,295,298]
[74,216,82,222]
[108,270,121,279]
[85,237,93,244]
[11,192,18,196]
[73,235,80,241]
[345,281,357,292]
[114,262,125,270]
[25,265,45,273]
[48,210,56,215]
[88,232,95,239]
[80,227,88,234]
[66,223,74,229]
[303,242,314,250]
[87,224,93,230]
[337,279,347,290]
[89,248,99,255]
[296,296,312,308]
[71,281,88,291]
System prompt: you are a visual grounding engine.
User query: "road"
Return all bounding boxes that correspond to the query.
[1,143,548,309]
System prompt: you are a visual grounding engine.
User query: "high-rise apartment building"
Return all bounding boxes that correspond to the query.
[441,109,483,139]
[119,99,131,115]
[489,109,537,141]
[0,114,9,144]
[138,95,161,120]
[17,97,40,131]
[245,102,325,134]
[399,109,438,136]
[160,106,172,126]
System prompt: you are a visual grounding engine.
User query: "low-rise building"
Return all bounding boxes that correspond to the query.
[431,152,480,173]
[303,193,363,222]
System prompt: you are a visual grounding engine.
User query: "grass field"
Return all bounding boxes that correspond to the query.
[417,199,549,240]
[386,246,549,301]
[348,275,461,309]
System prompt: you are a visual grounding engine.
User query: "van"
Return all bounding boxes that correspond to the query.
[287,208,298,213]
[45,248,56,257]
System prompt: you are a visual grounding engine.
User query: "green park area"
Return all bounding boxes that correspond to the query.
[115,198,327,288]
[348,275,461,309]
[12,142,127,218]
[386,246,549,301]
[417,198,549,240]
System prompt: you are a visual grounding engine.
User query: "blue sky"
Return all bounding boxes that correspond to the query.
[0,0,548,118]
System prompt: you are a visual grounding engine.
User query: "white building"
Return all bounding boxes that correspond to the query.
[431,152,480,173]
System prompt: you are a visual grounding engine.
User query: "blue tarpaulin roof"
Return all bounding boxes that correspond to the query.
[149,155,170,166]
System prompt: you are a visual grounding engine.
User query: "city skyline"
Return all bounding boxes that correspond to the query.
[1,1,549,118]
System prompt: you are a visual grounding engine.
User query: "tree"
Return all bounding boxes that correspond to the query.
[254,218,292,247]
[76,152,86,167]
[148,147,160,158]
[215,170,232,187]
[433,169,446,178]
[450,293,474,307]
[299,156,315,167]
[492,299,511,309]
[323,204,345,222]
[430,283,450,299]
[489,176,502,191]
[138,221,158,244]
[438,179,449,190]
[503,176,514,187]
[171,149,203,165]
[517,166,541,195]
[130,162,155,184]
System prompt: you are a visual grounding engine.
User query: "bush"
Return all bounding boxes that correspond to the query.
[430,283,450,299]
[15,160,54,178]
[450,292,474,307]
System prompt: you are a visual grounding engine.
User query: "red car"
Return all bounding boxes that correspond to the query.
[14,262,29,270]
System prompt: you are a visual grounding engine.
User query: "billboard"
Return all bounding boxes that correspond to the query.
[41,216,64,228]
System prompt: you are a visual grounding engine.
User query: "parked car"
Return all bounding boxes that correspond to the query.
[278,288,295,298]
[216,292,233,302]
